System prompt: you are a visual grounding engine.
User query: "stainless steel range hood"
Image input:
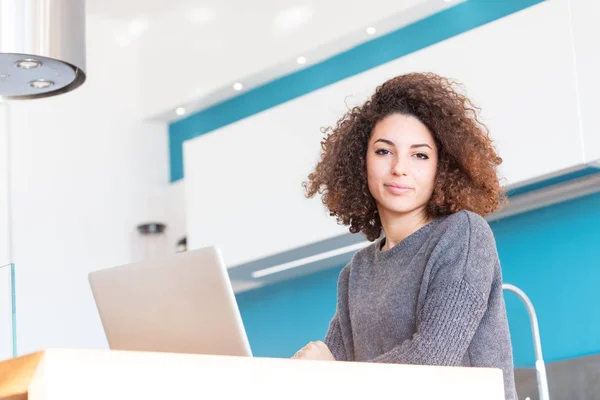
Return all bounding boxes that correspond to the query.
[0,0,86,100]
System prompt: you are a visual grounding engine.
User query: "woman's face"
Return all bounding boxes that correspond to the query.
[366,113,439,218]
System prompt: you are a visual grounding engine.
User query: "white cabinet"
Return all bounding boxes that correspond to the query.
[570,0,600,164]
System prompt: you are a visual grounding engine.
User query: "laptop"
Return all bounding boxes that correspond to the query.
[88,246,253,357]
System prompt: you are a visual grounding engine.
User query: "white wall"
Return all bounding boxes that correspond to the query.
[0,104,10,267]
[146,179,187,254]
[183,0,593,269]
[6,15,170,355]
[0,104,13,360]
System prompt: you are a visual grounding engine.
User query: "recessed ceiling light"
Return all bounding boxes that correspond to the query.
[28,79,54,89]
[233,82,244,91]
[15,59,42,69]
[297,56,307,65]
[175,107,186,116]
[366,27,376,35]
[444,0,454,2]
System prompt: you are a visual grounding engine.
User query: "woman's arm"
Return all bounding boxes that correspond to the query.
[370,278,487,365]
[324,312,347,361]
[324,264,352,361]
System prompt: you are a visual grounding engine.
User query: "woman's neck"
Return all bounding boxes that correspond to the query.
[379,207,432,251]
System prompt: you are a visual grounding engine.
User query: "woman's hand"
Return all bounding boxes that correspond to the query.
[291,341,336,361]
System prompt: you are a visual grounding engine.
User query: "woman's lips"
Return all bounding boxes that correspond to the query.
[384,183,414,194]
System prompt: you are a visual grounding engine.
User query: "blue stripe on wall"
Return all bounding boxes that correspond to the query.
[235,191,600,368]
[169,0,545,182]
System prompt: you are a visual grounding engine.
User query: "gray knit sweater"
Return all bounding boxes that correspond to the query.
[324,210,517,399]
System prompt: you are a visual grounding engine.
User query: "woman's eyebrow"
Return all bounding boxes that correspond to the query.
[374,138,394,146]
[411,143,432,149]
[373,139,432,149]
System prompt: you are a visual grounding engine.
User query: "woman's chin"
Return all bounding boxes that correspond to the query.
[379,202,421,215]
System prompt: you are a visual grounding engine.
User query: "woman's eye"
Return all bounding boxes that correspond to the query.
[375,149,391,155]
[414,153,429,160]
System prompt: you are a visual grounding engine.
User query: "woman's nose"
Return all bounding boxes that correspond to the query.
[391,156,408,176]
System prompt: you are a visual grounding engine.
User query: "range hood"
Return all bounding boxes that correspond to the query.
[0,0,86,100]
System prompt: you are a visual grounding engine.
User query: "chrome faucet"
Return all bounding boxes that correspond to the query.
[503,283,550,400]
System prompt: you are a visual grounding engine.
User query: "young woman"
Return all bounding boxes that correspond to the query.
[293,73,517,399]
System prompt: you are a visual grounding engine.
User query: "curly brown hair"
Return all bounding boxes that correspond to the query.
[303,72,506,241]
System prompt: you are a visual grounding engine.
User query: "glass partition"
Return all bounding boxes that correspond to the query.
[0,263,16,360]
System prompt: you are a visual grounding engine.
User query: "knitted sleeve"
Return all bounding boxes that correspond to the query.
[324,265,352,361]
[370,211,497,366]
[324,312,347,361]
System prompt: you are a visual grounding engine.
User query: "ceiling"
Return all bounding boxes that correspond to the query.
[86,0,425,20]
[85,0,460,119]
